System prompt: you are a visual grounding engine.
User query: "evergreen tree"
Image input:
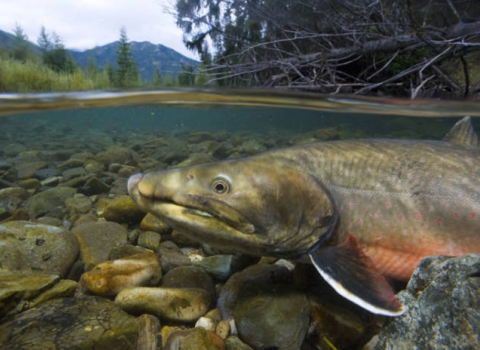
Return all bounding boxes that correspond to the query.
[178,64,196,85]
[153,68,162,86]
[86,55,98,79]
[104,62,114,84]
[37,27,77,73]
[11,24,31,62]
[115,28,140,87]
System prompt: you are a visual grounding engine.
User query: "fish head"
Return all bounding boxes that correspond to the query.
[128,157,336,257]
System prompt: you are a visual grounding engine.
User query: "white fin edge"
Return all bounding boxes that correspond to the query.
[309,254,406,316]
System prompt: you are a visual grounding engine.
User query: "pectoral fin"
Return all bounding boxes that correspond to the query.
[309,234,404,316]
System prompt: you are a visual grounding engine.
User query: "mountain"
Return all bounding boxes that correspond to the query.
[0,29,198,82]
[70,41,199,82]
[0,29,39,53]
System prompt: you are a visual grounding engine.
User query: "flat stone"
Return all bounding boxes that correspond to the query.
[0,271,60,317]
[115,287,210,322]
[0,295,138,349]
[0,221,79,277]
[72,221,128,270]
[25,187,77,218]
[16,161,48,180]
[80,252,162,296]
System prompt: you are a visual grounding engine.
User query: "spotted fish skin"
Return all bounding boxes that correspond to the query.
[271,137,480,280]
[128,117,480,316]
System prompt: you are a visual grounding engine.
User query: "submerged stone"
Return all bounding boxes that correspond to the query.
[115,287,210,322]
[0,221,79,277]
[164,327,225,350]
[373,254,480,350]
[0,296,138,349]
[25,186,77,218]
[72,221,128,271]
[80,252,162,296]
[101,195,145,224]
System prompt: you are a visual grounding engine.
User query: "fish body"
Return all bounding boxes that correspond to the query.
[128,117,480,316]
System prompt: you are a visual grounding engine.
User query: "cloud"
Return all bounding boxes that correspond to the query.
[0,0,197,59]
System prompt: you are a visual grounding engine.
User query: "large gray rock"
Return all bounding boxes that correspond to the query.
[0,221,79,277]
[373,254,480,350]
[0,296,138,349]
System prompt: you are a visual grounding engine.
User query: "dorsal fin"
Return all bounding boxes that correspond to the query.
[443,116,479,147]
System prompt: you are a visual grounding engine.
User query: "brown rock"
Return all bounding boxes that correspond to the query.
[140,213,172,234]
[80,252,162,296]
[164,328,225,350]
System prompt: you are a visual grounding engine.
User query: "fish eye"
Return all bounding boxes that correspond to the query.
[212,178,230,194]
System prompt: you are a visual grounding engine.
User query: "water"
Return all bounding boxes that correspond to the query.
[1,89,479,349]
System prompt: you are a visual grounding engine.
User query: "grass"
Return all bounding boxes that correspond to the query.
[0,56,108,93]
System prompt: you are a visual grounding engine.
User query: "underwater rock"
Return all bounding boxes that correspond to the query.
[0,271,60,318]
[101,195,145,224]
[108,243,150,260]
[186,131,217,143]
[217,264,291,320]
[3,142,27,157]
[0,295,138,349]
[307,300,366,349]
[177,153,216,167]
[313,127,340,140]
[157,244,193,273]
[78,176,111,195]
[62,166,88,180]
[65,193,93,218]
[238,139,267,155]
[0,187,29,221]
[225,336,254,350]
[115,287,210,322]
[233,271,310,350]
[72,221,128,270]
[16,161,48,179]
[163,327,225,350]
[84,159,105,175]
[195,255,233,280]
[33,167,62,180]
[140,213,172,234]
[56,157,85,170]
[0,221,79,277]
[97,146,140,166]
[161,266,216,306]
[80,252,162,296]
[136,314,161,350]
[137,230,161,251]
[373,254,480,350]
[25,186,77,218]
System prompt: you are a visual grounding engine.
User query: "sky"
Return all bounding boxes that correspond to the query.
[0,0,198,59]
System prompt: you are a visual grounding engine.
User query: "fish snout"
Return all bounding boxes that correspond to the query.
[127,173,144,195]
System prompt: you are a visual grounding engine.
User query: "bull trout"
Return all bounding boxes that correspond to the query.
[128,116,480,316]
